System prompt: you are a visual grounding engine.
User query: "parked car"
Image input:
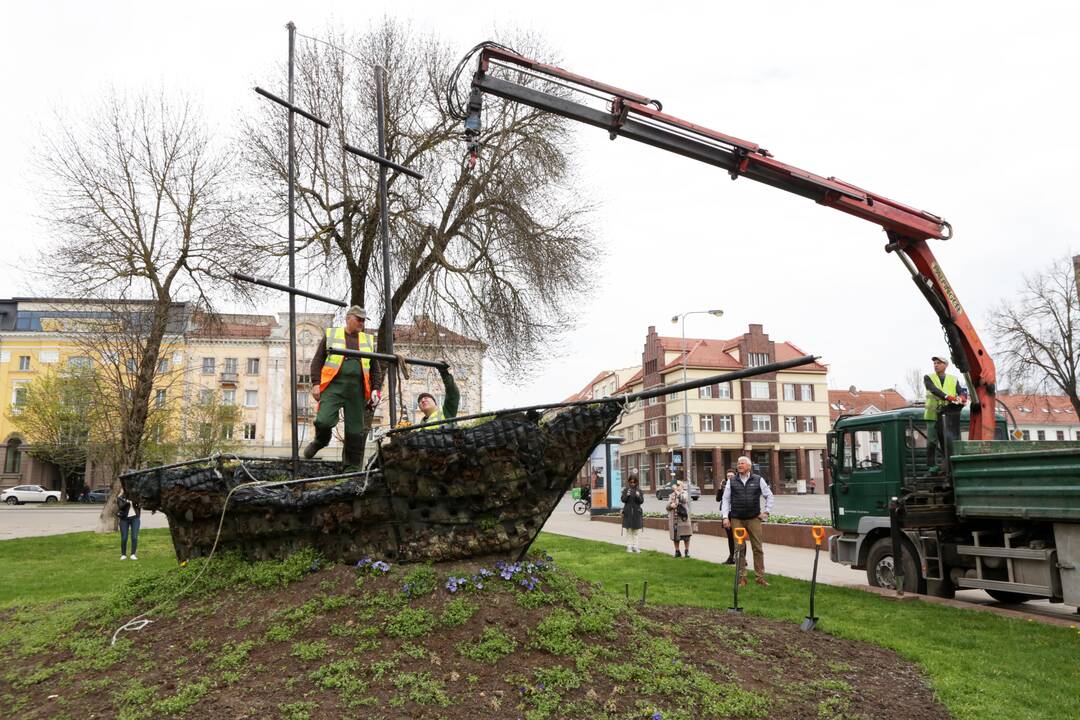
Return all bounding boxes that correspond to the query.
[2,485,62,505]
[655,481,701,501]
[85,487,111,503]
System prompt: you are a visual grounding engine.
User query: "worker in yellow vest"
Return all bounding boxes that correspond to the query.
[923,354,966,474]
[416,366,460,429]
[303,306,383,469]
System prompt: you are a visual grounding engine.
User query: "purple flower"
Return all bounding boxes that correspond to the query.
[652,713,663,720]
[479,568,492,578]
[475,581,484,590]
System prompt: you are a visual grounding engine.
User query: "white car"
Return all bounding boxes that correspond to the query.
[1,485,61,505]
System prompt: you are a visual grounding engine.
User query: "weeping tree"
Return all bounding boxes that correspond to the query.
[989,254,1080,414]
[37,94,258,529]
[241,22,595,385]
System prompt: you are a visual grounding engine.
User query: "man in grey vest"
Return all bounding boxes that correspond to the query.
[721,455,775,586]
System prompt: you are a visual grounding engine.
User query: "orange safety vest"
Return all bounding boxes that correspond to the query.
[319,327,375,400]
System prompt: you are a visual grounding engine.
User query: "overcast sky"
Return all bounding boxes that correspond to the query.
[2,1,1078,410]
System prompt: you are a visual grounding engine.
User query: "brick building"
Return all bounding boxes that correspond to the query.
[601,323,829,495]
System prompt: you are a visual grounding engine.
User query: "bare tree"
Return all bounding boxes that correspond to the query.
[989,255,1080,414]
[37,94,258,529]
[903,367,926,403]
[241,22,595,378]
[178,389,242,459]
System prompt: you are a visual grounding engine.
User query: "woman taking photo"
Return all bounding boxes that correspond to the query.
[667,480,693,557]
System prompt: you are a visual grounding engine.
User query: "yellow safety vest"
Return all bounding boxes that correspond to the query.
[319,327,375,399]
[924,373,959,420]
[419,407,446,430]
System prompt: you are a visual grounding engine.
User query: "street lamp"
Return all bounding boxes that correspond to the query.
[670,309,724,488]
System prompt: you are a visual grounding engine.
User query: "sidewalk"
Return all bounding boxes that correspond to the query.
[541,510,861,585]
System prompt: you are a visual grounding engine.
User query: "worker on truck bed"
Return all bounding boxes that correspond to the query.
[924,354,967,474]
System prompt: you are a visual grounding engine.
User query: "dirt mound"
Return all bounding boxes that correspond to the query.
[0,553,946,720]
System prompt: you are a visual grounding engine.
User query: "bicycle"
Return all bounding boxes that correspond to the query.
[572,496,591,515]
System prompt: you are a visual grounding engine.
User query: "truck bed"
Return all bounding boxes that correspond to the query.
[951,440,1080,522]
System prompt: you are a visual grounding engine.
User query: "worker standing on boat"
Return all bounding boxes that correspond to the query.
[416,365,460,429]
[303,306,383,469]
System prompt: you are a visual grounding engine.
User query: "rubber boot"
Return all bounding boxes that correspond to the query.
[343,433,366,471]
[303,425,333,459]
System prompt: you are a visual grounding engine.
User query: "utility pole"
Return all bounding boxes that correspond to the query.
[670,309,723,486]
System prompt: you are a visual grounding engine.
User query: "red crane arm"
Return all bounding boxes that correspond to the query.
[466,45,996,439]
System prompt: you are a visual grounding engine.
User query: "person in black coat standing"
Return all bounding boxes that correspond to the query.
[715,469,736,564]
[116,491,142,560]
[621,470,645,553]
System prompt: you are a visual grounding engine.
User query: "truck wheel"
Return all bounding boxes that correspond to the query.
[986,589,1038,604]
[866,538,923,593]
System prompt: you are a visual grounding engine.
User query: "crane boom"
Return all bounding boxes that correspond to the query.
[463,44,996,440]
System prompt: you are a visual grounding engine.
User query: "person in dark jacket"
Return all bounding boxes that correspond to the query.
[116,491,142,560]
[621,470,645,553]
[715,469,736,564]
[721,456,774,586]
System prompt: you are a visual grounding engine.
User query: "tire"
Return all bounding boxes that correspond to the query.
[46,496,58,504]
[5,497,18,505]
[865,537,923,593]
[572,500,588,516]
[986,589,1039,604]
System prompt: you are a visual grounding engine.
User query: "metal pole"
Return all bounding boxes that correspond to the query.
[682,314,690,486]
[286,22,299,479]
[374,65,397,427]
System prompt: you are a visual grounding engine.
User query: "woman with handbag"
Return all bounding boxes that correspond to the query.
[666,480,693,557]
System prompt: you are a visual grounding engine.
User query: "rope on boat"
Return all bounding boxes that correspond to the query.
[110,454,375,645]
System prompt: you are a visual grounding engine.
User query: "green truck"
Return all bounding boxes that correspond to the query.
[827,407,1080,608]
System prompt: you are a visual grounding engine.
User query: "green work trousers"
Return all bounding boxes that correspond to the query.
[311,359,367,470]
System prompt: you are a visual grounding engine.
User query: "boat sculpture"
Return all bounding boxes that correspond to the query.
[121,402,622,565]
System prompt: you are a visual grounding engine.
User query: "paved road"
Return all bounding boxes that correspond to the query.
[0,504,170,540]
[547,492,1079,622]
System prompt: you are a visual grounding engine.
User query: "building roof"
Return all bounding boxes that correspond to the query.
[393,316,487,349]
[187,313,278,339]
[997,393,1080,426]
[828,388,910,422]
[657,335,828,374]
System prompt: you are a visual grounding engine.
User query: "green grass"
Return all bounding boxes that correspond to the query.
[0,528,176,606]
[535,532,1080,720]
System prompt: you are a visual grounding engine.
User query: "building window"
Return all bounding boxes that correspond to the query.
[1057,430,1065,441]
[199,423,212,440]
[1076,430,1080,441]
[667,390,679,402]
[155,389,167,408]
[18,356,30,371]
[157,358,170,373]
[1022,430,1031,440]
[717,382,732,399]
[126,358,138,373]
[698,385,713,399]
[68,356,92,370]
[5,439,22,474]
[783,383,795,401]
[784,416,798,432]
[202,357,216,374]
[647,419,660,437]
[1037,430,1046,441]
[802,416,816,433]
[245,390,258,408]
[12,384,29,409]
[800,384,814,401]
[151,425,164,443]
[246,358,260,375]
[748,352,769,367]
[752,414,772,432]
[668,415,681,434]
[719,414,734,432]
[222,389,236,405]
[700,414,714,432]
[199,389,213,405]
[222,425,234,440]
[224,358,238,374]
[750,382,770,399]
[243,423,257,440]
[297,373,312,386]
